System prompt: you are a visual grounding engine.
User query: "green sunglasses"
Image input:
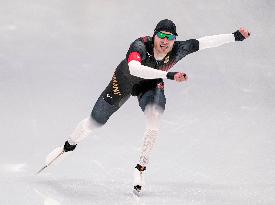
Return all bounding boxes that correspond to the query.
[156,32,176,41]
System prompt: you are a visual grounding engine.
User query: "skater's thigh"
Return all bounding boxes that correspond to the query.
[138,88,166,113]
[91,90,130,125]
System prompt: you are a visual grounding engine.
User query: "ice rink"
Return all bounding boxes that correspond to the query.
[0,0,275,204]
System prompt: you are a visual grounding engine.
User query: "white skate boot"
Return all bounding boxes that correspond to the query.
[36,141,76,174]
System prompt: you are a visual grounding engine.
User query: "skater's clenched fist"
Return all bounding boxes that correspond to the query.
[239,27,250,39]
[174,72,188,82]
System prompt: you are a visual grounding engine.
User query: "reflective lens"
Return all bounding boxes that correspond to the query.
[156,32,176,41]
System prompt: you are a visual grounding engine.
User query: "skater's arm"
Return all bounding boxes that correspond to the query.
[198,27,250,50]
[128,57,186,81]
[198,34,235,50]
[128,58,166,79]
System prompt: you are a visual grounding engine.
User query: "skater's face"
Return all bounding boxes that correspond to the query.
[154,31,175,55]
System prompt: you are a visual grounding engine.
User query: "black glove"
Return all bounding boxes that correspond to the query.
[64,141,77,152]
[166,72,177,80]
[233,30,247,41]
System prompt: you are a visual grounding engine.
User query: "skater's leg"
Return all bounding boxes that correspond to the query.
[133,88,165,194]
[65,85,131,150]
[66,94,127,147]
[138,88,166,167]
[67,117,101,145]
[139,103,163,167]
[40,70,131,172]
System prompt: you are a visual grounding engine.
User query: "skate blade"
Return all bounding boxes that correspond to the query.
[36,165,48,174]
[36,149,65,174]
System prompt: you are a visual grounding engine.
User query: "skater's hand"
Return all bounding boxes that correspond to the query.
[167,72,188,82]
[174,72,188,82]
[239,27,250,39]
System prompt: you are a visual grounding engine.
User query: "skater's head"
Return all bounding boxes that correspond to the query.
[153,19,177,56]
[154,19,178,36]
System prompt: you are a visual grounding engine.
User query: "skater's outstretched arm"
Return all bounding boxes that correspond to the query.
[198,27,250,50]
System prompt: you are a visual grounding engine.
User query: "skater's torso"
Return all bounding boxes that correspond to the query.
[101,36,199,107]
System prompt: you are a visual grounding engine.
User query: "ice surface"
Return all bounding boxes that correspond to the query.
[0,0,275,204]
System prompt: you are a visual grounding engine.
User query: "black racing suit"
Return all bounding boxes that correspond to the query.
[91,36,199,125]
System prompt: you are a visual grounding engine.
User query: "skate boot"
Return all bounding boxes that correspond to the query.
[46,141,76,165]
[36,141,77,174]
[133,164,146,196]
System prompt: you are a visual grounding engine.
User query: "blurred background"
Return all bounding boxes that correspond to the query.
[0,0,274,204]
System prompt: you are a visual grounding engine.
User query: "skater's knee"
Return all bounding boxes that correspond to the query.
[90,110,108,125]
[90,102,114,125]
[91,96,119,125]
[83,117,102,130]
[145,104,164,118]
